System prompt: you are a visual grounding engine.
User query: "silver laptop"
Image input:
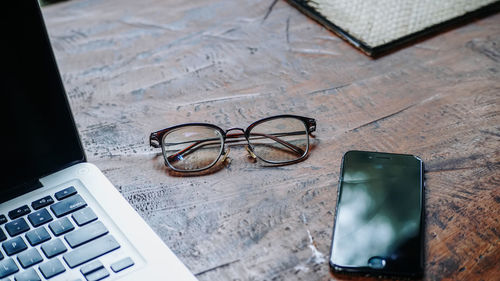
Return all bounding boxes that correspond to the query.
[0,1,197,281]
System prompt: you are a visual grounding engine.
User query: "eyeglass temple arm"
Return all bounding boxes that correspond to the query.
[166,131,306,163]
[150,117,315,148]
[150,117,315,147]
[233,132,305,155]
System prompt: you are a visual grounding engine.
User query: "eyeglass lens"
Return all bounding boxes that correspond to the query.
[248,117,308,163]
[162,125,223,171]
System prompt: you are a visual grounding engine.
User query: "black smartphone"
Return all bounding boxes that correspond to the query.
[330,151,424,278]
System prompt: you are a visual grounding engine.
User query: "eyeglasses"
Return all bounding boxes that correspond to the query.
[149,115,316,172]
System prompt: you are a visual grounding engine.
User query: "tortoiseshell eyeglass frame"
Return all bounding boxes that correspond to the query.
[149,115,316,172]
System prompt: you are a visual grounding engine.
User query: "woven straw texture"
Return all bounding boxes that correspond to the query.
[309,0,497,47]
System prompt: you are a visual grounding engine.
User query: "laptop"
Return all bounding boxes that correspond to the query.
[0,1,197,281]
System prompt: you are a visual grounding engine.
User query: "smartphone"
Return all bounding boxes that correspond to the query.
[330,151,424,278]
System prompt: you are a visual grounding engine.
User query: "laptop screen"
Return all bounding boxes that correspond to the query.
[1,1,85,202]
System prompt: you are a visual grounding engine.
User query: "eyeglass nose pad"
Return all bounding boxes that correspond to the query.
[245,145,257,160]
[221,147,231,163]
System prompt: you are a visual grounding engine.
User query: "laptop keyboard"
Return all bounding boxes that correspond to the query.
[0,186,135,281]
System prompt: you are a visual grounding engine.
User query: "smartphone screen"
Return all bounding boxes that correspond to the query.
[330,151,424,277]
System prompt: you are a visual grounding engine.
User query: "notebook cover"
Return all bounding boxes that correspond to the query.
[286,0,500,56]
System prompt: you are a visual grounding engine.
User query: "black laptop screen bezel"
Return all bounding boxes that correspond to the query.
[1,1,86,203]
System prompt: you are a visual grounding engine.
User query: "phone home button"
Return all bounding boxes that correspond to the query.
[368,257,386,269]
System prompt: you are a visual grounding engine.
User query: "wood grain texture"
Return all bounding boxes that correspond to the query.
[41,0,499,280]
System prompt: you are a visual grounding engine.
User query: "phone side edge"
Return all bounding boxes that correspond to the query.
[418,157,425,277]
[328,151,349,272]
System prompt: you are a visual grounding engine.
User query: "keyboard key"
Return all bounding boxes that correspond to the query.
[72,208,97,226]
[27,209,53,227]
[0,215,7,225]
[5,218,30,237]
[49,217,74,236]
[2,237,27,256]
[50,195,87,218]
[84,267,109,281]
[17,248,43,268]
[0,249,3,260]
[111,257,134,273]
[0,229,6,242]
[41,238,67,258]
[25,227,51,246]
[13,268,40,281]
[39,258,65,279]
[55,186,77,201]
[63,235,120,268]
[0,258,18,278]
[80,260,103,275]
[7,206,30,220]
[65,221,108,248]
[31,196,54,210]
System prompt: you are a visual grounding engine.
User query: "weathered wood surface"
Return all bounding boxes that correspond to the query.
[42,0,499,280]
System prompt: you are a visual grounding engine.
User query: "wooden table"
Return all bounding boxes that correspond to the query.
[42,0,499,280]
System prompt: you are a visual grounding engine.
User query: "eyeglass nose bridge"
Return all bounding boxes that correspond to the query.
[224,127,249,141]
[225,127,246,134]
[218,128,245,164]
[224,127,258,159]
